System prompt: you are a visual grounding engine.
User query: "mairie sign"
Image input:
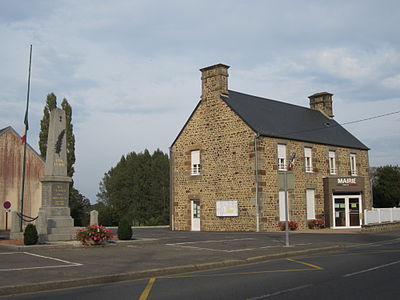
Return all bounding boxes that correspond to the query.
[337,177,357,186]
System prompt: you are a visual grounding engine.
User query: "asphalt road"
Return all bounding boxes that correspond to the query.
[2,236,399,300]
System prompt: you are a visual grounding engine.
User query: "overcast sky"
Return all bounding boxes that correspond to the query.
[1,0,399,203]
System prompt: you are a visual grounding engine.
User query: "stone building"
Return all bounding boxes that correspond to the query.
[170,64,371,232]
[0,126,44,230]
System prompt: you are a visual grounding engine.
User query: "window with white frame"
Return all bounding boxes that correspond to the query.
[191,150,201,175]
[329,151,337,175]
[306,189,315,220]
[350,153,357,176]
[278,144,286,171]
[304,147,313,173]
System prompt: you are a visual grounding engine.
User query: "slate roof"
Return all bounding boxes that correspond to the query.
[222,90,369,150]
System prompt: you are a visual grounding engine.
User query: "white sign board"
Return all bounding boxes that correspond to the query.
[216,200,238,217]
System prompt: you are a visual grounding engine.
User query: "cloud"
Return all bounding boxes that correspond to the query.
[1,0,400,202]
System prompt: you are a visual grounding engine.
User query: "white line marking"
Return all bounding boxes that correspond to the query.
[0,264,82,272]
[246,284,312,299]
[22,252,82,266]
[343,259,400,277]
[0,252,82,272]
[167,243,312,253]
[166,238,255,246]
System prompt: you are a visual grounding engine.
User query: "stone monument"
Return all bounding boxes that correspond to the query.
[38,108,74,242]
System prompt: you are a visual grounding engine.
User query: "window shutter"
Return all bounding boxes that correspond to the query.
[191,150,200,165]
[278,144,286,158]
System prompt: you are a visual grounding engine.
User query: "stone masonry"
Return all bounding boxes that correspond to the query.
[171,64,371,232]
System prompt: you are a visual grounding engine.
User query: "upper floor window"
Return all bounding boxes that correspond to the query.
[191,150,201,175]
[277,144,286,171]
[304,147,313,173]
[350,153,357,176]
[329,151,337,175]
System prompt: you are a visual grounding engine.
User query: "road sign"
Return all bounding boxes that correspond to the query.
[3,201,11,210]
[4,209,11,213]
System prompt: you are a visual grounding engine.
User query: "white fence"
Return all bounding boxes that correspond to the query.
[364,207,400,225]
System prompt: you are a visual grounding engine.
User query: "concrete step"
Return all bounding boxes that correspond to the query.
[47,233,75,242]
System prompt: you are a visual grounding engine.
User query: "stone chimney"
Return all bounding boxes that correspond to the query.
[200,63,230,101]
[308,92,334,118]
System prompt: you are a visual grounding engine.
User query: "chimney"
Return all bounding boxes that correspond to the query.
[308,92,334,118]
[200,63,230,101]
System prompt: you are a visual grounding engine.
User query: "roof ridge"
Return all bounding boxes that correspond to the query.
[228,90,313,111]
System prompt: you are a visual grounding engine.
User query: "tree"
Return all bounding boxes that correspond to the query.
[61,98,76,178]
[39,93,57,160]
[373,165,400,208]
[69,187,91,226]
[96,149,170,226]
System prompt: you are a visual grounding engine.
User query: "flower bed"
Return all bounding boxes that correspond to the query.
[76,225,113,246]
[307,219,325,229]
[278,220,298,231]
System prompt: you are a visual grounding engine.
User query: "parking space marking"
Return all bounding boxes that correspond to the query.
[0,252,82,272]
[166,240,312,253]
[167,238,255,246]
[287,258,323,270]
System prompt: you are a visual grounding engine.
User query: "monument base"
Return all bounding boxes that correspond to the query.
[39,175,75,242]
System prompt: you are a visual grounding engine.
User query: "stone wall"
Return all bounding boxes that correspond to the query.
[256,138,371,231]
[171,64,371,232]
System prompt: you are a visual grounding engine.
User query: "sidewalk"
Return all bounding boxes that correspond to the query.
[1,228,399,296]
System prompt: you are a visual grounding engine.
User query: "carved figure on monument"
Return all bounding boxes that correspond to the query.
[38,108,75,242]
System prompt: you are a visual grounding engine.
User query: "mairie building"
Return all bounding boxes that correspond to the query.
[170,64,371,232]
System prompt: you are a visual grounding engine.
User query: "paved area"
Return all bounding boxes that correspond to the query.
[1,228,400,296]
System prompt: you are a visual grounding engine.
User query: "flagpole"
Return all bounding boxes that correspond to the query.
[20,44,33,232]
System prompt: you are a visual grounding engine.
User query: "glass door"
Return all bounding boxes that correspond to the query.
[349,198,360,226]
[333,195,362,228]
[191,200,200,231]
[334,198,346,227]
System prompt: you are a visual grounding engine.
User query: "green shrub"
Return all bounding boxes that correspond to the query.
[24,224,38,245]
[117,218,133,240]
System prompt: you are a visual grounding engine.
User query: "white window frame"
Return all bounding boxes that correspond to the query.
[191,150,201,175]
[278,144,287,171]
[329,151,337,175]
[306,189,316,220]
[350,153,357,176]
[304,147,313,173]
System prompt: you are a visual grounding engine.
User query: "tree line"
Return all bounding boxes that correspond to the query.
[95,149,170,226]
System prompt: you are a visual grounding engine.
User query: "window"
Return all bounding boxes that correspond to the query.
[306,189,315,219]
[304,147,313,173]
[350,153,357,176]
[278,144,286,171]
[329,151,337,175]
[191,150,201,175]
[279,191,289,221]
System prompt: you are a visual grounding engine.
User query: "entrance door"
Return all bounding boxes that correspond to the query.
[191,200,200,231]
[333,195,362,228]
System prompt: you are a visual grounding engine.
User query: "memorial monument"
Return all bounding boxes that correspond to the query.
[38,108,75,242]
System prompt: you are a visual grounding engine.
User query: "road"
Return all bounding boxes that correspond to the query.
[2,236,399,300]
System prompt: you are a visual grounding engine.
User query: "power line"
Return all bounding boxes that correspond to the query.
[280,110,400,137]
[340,110,400,126]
